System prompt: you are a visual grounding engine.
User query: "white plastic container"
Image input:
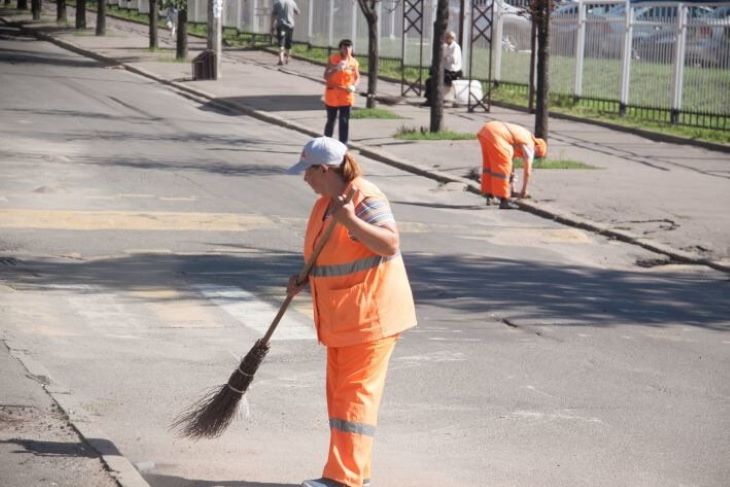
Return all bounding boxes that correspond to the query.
[452,79,484,105]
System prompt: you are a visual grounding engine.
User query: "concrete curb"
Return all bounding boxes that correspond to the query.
[5,337,150,487]
[10,19,730,274]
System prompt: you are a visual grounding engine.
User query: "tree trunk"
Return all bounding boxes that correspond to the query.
[96,0,106,35]
[534,0,549,139]
[31,0,41,20]
[75,0,86,29]
[356,1,379,109]
[176,8,188,61]
[17,0,28,11]
[57,0,67,23]
[149,0,158,49]
[429,0,449,133]
[458,0,465,47]
[528,15,537,113]
[365,18,378,108]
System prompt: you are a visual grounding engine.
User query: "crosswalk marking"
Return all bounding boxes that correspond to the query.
[194,284,316,341]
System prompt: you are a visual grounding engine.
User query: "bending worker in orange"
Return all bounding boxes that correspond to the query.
[477,120,548,209]
[286,136,417,487]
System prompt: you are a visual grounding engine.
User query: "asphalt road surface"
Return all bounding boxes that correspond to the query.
[1,24,729,487]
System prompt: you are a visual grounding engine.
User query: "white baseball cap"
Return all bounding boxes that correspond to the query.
[286,137,348,175]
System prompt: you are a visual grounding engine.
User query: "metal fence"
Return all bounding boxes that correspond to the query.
[540,0,730,128]
[111,0,730,129]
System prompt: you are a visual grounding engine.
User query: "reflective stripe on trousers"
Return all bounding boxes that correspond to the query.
[483,169,509,180]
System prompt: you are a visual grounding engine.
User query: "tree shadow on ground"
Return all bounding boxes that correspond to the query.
[4,106,161,123]
[202,95,324,113]
[0,46,106,67]
[75,154,288,176]
[4,249,728,331]
[4,127,303,176]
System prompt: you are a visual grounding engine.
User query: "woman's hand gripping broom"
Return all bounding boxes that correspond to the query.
[171,189,354,440]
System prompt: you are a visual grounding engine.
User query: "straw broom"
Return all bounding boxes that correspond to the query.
[171,190,352,440]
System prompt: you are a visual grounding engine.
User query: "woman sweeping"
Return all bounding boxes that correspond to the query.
[286,136,417,487]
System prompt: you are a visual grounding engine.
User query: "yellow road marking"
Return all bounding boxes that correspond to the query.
[129,288,222,328]
[0,209,274,231]
[462,227,591,245]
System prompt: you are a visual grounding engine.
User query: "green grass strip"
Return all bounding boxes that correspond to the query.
[394,126,475,140]
[490,84,729,145]
[515,159,597,170]
[351,108,401,119]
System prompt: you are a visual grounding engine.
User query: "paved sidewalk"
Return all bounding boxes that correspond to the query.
[0,336,128,487]
[2,5,730,272]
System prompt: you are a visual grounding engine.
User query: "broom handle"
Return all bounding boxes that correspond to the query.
[261,188,355,345]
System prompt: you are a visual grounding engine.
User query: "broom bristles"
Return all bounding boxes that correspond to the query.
[171,338,270,439]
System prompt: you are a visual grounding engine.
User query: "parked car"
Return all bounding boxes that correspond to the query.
[499,0,532,51]
[632,4,724,65]
[458,0,531,51]
[551,1,613,57]
[686,6,730,68]
[599,3,713,59]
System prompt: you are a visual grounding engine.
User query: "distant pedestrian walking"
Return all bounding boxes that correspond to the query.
[477,121,547,209]
[271,0,300,65]
[323,39,360,144]
[164,3,177,41]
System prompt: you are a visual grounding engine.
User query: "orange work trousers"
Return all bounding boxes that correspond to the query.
[322,335,399,487]
[478,126,513,199]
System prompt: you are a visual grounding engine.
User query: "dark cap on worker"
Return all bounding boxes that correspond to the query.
[286,136,348,175]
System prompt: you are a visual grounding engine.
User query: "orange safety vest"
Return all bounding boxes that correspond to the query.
[324,53,359,107]
[477,121,534,198]
[304,177,417,348]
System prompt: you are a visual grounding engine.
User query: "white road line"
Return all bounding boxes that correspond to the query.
[194,284,316,341]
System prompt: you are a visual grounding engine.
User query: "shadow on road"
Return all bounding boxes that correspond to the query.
[0,46,106,67]
[4,249,728,330]
[145,473,298,487]
[0,438,102,457]
[204,95,324,113]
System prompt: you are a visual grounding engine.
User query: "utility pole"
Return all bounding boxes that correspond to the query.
[208,0,223,78]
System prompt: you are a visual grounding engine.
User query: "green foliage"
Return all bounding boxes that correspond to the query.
[163,0,186,10]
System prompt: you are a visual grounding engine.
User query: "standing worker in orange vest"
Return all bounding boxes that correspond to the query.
[323,39,360,144]
[477,120,548,209]
[286,136,417,487]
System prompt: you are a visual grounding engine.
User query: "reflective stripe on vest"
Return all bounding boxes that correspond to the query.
[310,254,398,278]
[329,418,376,437]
